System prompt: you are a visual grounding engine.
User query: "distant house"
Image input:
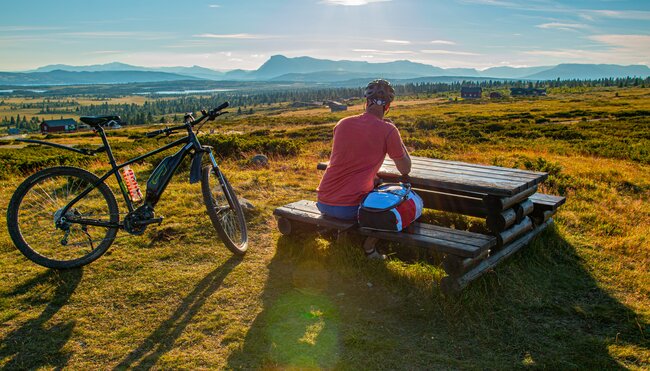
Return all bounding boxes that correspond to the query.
[461,86,482,99]
[324,101,348,112]
[511,88,547,97]
[40,118,77,134]
[489,92,503,99]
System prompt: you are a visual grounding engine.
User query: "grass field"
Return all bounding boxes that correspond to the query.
[0,87,648,369]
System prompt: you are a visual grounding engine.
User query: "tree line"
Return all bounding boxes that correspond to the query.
[2,76,648,131]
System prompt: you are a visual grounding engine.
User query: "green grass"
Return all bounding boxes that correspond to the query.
[0,86,648,369]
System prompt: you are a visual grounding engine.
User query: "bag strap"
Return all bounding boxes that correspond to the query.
[360,182,412,212]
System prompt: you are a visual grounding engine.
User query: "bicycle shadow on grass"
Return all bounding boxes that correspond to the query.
[114,255,242,370]
[227,226,648,369]
[0,268,82,370]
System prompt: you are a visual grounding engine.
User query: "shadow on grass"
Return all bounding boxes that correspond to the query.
[114,255,242,370]
[0,268,82,370]
[227,226,648,369]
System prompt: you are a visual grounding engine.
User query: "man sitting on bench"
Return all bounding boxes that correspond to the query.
[316,79,411,259]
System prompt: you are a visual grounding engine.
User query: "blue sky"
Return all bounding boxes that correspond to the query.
[1,0,648,71]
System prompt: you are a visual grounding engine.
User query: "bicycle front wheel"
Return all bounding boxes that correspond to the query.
[201,165,248,255]
[7,166,119,269]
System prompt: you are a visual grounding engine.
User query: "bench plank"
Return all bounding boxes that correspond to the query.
[274,200,356,231]
[529,193,566,212]
[358,222,495,258]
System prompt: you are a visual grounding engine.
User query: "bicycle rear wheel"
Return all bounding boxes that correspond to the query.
[7,166,119,269]
[201,165,248,255]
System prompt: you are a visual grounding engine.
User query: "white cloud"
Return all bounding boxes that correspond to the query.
[61,31,171,40]
[0,26,65,32]
[585,10,650,21]
[209,4,221,8]
[383,39,410,44]
[421,49,480,56]
[460,0,650,21]
[430,40,456,45]
[589,34,650,52]
[194,33,269,39]
[522,36,650,65]
[88,50,124,55]
[536,22,588,32]
[322,0,390,6]
[459,0,517,6]
[353,48,413,55]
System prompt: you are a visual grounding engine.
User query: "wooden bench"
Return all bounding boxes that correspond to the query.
[275,200,496,259]
[275,156,566,294]
[529,193,566,225]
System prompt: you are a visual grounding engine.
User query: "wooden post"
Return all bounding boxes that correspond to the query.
[514,199,534,223]
[497,217,533,247]
[277,217,293,235]
[486,208,517,232]
[441,218,553,294]
[442,249,489,277]
[483,186,537,211]
[531,210,554,226]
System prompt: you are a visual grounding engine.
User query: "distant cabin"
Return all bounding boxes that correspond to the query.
[461,86,482,99]
[510,88,547,97]
[40,118,77,134]
[489,92,503,99]
[324,101,348,112]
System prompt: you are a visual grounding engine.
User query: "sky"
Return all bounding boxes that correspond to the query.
[1,0,649,71]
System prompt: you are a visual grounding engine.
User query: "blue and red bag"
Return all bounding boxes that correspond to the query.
[358,183,423,232]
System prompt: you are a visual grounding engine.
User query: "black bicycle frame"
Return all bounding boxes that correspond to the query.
[54,123,217,229]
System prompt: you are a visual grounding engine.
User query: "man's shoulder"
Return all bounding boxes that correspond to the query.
[337,113,365,124]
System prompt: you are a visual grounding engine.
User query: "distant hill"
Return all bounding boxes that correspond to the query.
[3,56,649,85]
[0,70,200,85]
[30,62,226,80]
[524,64,650,80]
[252,55,446,80]
[480,66,553,79]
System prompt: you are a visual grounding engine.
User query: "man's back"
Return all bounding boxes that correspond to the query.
[317,112,405,206]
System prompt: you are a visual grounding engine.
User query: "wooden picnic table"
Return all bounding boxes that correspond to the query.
[278,156,565,294]
[378,156,548,197]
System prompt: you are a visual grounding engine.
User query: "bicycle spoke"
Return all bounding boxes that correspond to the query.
[11,171,119,265]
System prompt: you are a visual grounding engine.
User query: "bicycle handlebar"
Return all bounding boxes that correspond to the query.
[144,102,230,138]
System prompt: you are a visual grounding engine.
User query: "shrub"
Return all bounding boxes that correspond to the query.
[200,134,301,158]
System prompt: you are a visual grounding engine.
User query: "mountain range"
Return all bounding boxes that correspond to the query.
[2,55,649,86]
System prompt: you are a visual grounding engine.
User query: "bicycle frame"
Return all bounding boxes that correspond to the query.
[53,122,219,229]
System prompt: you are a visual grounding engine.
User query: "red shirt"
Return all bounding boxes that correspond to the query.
[317,112,406,206]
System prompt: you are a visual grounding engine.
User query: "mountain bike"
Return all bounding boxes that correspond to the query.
[6,102,248,269]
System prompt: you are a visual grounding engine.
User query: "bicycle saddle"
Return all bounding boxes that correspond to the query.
[80,115,121,127]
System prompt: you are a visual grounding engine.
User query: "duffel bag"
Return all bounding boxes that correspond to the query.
[358,183,423,232]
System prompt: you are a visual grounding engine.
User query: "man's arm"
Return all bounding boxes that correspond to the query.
[394,142,411,175]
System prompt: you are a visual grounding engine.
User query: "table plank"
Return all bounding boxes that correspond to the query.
[379,156,547,197]
[410,157,547,179]
[409,157,544,184]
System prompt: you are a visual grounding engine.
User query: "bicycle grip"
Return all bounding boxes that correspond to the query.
[145,129,163,138]
[214,102,229,112]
